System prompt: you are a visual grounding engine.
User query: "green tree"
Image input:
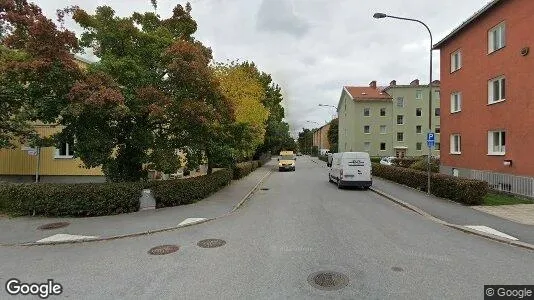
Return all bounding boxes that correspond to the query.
[297,128,313,154]
[327,118,338,152]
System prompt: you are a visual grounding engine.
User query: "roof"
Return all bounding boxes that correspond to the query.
[382,82,440,92]
[343,86,392,101]
[433,0,504,49]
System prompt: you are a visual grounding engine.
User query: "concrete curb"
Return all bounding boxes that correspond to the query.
[3,169,273,247]
[370,187,534,251]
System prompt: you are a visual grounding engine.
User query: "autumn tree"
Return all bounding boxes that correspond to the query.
[0,0,81,148]
[214,61,269,160]
[327,118,338,152]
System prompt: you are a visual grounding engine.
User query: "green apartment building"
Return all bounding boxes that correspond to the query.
[337,80,440,158]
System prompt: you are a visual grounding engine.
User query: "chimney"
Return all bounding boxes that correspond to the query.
[369,80,377,88]
[431,79,441,86]
[410,79,420,86]
[389,80,396,86]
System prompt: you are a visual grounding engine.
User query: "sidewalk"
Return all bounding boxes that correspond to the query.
[309,157,534,245]
[0,161,274,246]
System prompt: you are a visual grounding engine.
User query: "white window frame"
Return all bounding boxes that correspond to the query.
[396,97,404,108]
[380,125,387,134]
[416,90,423,100]
[416,108,422,117]
[380,108,386,116]
[435,126,441,134]
[488,22,506,54]
[55,142,74,159]
[363,107,370,117]
[450,134,461,154]
[450,50,462,72]
[364,125,371,134]
[416,125,422,134]
[397,115,404,125]
[488,130,506,155]
[397,132,404,142]
[416,142,422,151]
[488,76,506,104]
[364,142,371,152]
[451,92,462,113]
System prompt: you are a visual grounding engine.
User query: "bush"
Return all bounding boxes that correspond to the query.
[0,169,234,217]
[149,169,232,208]
[318,155,328,162]
[392,158,419,168]
[233,160,263,180]
[0,182,143,217]
[410,158,440,173]
[370,157,381,163]
[372,163,488,205]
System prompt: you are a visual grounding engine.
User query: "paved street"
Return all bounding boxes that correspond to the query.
[1,156,533,299]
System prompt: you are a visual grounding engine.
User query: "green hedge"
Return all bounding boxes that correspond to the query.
[371,163,488,205]
[392,158,419,168]
[233,160,262,180]
[149,169,233,208]
[410,158,440,173]
[318,155,328,162]
[0,169,234,217]
[371,157,381,163]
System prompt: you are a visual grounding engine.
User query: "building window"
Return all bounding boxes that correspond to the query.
[380,108,386,116]
[435,108,440,116]
[416,125,422,134]
[416,142,422,150]
[450,134,461,154]
[488,76,506,104]
[396,97,404,107]
[488,130,506,155]
[364,125,370,134]
[488,22,506,53]
[364,142,371,152]
[416,108,422,117]
[380,125,387,134]
[397,132,404,142]
[416,90,423,99]
[451,92,462,113]
[380,143,386,151]
[450,50,462,72]
[436,142,441,150]
[364,107,370,116]
[435,90,441,100]
[435,126,440,134]
[397,115,404,125]
[55,142,74,158]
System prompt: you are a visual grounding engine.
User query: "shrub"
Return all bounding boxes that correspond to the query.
[0,182,143,217]
[372,163,488,205]
[149,169,233,208]
[233,160,263,180]
[370,157,381,163]
[318,155,328,162]
[392,158,419,168]
[410,158,440,173]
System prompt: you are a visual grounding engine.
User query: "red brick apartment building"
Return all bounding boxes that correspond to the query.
[434,0,534,197]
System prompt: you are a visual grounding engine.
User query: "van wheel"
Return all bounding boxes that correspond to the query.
[337,179,343,189]
[328,174,334,183]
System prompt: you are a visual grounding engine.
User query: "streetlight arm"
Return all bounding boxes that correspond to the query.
[383,15,432,44]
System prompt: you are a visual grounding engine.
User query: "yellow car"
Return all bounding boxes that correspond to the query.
[278,151,296,171]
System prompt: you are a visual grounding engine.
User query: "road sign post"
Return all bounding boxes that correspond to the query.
[426,132,435,194]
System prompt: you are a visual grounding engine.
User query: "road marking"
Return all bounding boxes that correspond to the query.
[465,225,518,241]
[36,234,98,243]
[178,218,207,226]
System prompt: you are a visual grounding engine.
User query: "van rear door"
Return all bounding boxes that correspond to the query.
[341,153,371,180]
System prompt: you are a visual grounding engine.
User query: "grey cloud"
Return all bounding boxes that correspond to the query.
[255,0,310,38]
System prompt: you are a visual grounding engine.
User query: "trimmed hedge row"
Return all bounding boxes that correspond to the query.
[318,155,328,162]
[0,169,234,217]
[371,163,489,205]
[392,158,419,168]
[233,160,263,180]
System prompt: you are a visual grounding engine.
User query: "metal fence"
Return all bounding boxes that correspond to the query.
[471,170,534,198]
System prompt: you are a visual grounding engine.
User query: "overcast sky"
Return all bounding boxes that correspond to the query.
[38,0,490,137]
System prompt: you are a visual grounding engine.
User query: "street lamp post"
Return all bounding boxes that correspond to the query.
[373,12,433,195]
[319,104,338,120]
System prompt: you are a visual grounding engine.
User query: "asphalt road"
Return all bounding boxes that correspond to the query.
[1,157,532,299]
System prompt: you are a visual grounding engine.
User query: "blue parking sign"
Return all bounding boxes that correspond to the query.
[427,132,435,148]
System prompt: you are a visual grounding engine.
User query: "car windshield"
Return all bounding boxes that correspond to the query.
[281,155,294,160]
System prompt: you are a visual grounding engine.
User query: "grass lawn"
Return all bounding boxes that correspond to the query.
[483,192,534,206]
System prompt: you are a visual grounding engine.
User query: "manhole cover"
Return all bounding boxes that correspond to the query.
[148,245,180,255]
[392,266,404,272]
[260,188,269,191]
[197,239,226,248]
[37,222,70,230]
[308,271,349,291]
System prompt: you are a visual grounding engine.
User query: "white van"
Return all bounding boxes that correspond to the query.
[328,152,372,189]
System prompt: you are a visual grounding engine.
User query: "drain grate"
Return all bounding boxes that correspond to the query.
[148,245,180,255]
[308,271,349,291]
[197,239,226,248]
[391,266,404,272]
[37,222,70,230]
[260,188,269,191]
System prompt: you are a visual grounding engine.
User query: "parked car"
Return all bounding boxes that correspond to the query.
[297,152,303,156]
[380,156,396,166]
[328,152,372,189]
